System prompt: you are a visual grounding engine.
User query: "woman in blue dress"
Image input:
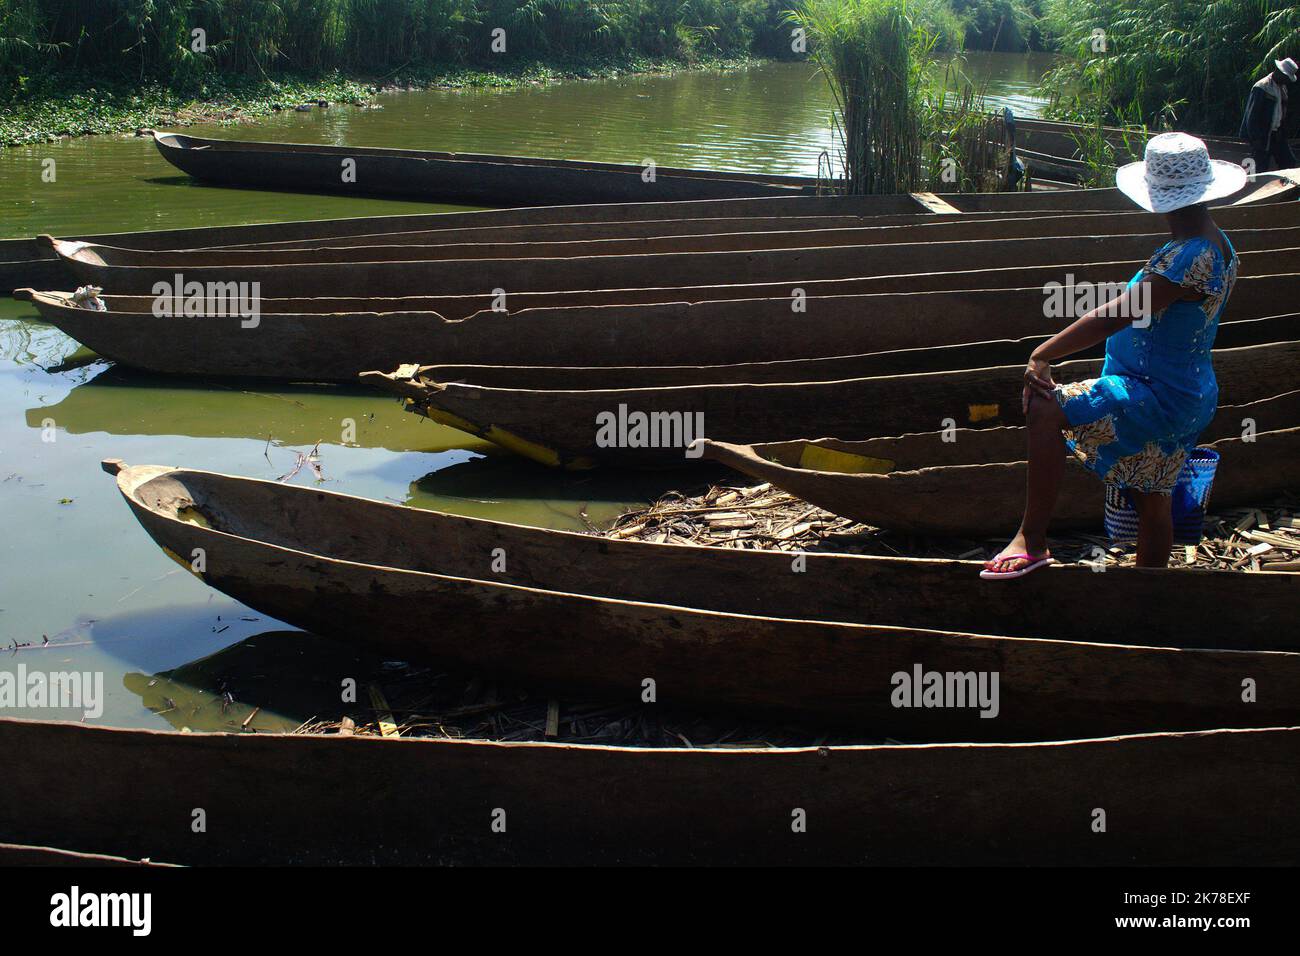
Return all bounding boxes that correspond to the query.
[983,132,1246,578]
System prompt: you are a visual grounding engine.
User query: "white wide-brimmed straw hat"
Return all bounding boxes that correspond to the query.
[1115,132,1247,213]
[1276,57,1298,81]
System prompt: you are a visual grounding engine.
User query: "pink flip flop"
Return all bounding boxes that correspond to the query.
[979,553,1054,580]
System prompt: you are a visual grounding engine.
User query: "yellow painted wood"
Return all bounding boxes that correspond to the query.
[797,444,895,475]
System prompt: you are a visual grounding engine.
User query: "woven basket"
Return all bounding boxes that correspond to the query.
[1104,448,1220,545]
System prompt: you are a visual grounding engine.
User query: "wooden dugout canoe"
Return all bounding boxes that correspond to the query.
[3,717,1296,865]
[102,458,1300,741]
[382,312,1300,389]
[152,130,823,204]
[41,234,1300,299]
[138,201,1300,261]
[20,280,1300,382]
[702,424,1300,538]
[202,182,1300,253]
[0,197,1059,293]
[371,339,1300,468]
[702,390,1300,475]
[46,222,1300,269]
[33,266,1297,328]
[7,167,1294,294]
[104,446,1300,651]
[0,193,1178,290]
[1014,116,1300,169]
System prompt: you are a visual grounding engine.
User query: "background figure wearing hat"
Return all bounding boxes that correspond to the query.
[983,134,1244,580]
[1239,57,1296,173]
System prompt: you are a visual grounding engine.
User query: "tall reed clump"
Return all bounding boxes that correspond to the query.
[1041,0,1300,137]
[789,0,925,194]
[792,0,1012,194]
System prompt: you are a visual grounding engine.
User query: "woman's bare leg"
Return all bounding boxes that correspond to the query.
[988,392,1069,570]
[1131,490,1174,568]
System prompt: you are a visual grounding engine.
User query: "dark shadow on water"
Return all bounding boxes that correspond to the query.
[123,629,395,734]
[139,175,201,188]
[28,602,284,676]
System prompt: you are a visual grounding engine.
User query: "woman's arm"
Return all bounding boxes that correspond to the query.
[1020,274,1186,410]
[1032,274,1185,363]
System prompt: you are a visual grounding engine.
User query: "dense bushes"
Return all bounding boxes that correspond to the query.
[1039,0,1300,136]
[0,0,800,86]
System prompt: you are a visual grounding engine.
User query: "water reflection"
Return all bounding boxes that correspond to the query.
[406,455,713,530]
[26,364,485,453]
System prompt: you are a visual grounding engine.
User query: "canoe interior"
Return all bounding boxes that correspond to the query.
[111,459,1300,652]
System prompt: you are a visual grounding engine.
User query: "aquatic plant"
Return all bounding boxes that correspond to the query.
[792,0,1014,193]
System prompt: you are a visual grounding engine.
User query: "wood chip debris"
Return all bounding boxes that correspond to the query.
[603,482,1300,572]
[294,666,866,750]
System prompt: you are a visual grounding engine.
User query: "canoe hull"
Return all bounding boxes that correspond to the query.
[6,168,1292,295]
[21,281,1299,382]
[1,718,1296,865]
[106,460,1300,651]
[50,227,1300,298]
[112,464,1300,740]
[154,132,815,204]
[55,206,1300,264]
[389,340,1300,467]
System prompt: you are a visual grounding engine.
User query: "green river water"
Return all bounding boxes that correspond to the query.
[0,55,1053,731]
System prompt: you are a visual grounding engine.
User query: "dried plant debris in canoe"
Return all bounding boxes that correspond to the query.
[606,482,1300,572]
[294,666,874,749]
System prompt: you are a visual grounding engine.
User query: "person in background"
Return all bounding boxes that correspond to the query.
[982,134,1245,579]
[1240,57,1296,173]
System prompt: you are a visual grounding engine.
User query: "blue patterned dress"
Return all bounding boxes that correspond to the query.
[1053,234,1238,493]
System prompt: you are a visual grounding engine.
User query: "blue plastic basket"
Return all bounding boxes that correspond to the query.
[1103,448,1220,546]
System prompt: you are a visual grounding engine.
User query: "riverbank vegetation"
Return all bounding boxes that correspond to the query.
[8,0,1297,153]
[0,0,793,145]
[0,0,1055,148]
[0,0,794,83]
[1041,0,1300,137]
